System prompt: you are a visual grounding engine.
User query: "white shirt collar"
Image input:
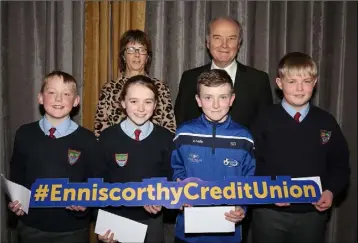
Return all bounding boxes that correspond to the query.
[121,118,152,140]
[42,115,72,136]
[281,99,310,122]
[211,60,237,84]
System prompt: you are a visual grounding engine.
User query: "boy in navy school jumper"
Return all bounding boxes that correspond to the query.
[251,52,350,243]
[8,71,98,243]
[97,75,174,243]
[171,69,256,243]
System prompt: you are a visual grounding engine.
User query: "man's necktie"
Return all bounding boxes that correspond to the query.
[134,129,141,141]
[49,127,56,139]
[294,112,301,123]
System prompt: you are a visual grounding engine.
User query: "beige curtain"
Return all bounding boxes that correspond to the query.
[83,2,146,242]
[82,1,146,131]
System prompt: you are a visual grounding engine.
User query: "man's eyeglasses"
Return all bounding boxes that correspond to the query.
[125,47,147,55]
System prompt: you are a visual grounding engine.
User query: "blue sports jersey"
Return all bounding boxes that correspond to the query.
[171,114,256,243]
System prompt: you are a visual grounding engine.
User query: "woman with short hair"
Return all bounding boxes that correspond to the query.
[94,29,176,137]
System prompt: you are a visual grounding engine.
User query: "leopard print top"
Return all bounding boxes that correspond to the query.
[94,76,176,137]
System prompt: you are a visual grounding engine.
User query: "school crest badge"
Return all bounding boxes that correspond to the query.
[68,149,81,165]
[115,153,128,167]
[320,130,332,144]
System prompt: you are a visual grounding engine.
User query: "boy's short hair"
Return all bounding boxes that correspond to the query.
[40,71,78,94]
[277,52,318,79]
[196,69,234,95]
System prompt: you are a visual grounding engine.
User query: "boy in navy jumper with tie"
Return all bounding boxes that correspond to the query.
[251,52,350,243]
[8,71,98,243]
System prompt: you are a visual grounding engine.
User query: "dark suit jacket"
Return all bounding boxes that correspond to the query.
[174,61,273,129]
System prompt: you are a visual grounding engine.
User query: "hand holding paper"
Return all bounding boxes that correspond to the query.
[224,206,245,223]
[8,200,25,216]
[312,190,333,212]
[1,174,31,214]
[98,229,117,243]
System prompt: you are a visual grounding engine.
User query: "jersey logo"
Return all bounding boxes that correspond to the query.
[115,153,128,167]
[188,153,202,163]
[68,149,81,165]
[320,130,332,144]
[223,158,239,167]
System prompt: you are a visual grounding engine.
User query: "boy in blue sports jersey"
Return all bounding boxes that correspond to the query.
[171,69,256,243]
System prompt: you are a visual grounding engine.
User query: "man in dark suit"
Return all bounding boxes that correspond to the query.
[174,17,273,129]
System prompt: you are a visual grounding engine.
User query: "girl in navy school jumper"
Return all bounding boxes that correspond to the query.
[97,75,174,243]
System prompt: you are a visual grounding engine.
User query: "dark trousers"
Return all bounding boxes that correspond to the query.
[138,213,165,243]
[241,208,252,243]
[17,221,89,243]
[175,237,186,243]
[251,208,328,243]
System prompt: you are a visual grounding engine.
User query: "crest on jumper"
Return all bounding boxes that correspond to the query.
[320,130,332,144]
[68,149,81,165]
[115,153,128,167]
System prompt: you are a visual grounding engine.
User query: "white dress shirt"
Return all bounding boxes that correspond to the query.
[211,60,238,85]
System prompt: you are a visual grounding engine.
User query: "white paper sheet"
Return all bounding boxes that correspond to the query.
[292,176,322,193]
[184,206,235,233]
[95,209,148,243]
[1,173,31,214]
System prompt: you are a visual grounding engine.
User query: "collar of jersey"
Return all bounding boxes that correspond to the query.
[200,113,231,129]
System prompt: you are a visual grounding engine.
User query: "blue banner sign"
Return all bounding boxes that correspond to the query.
[29,177,321,209]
